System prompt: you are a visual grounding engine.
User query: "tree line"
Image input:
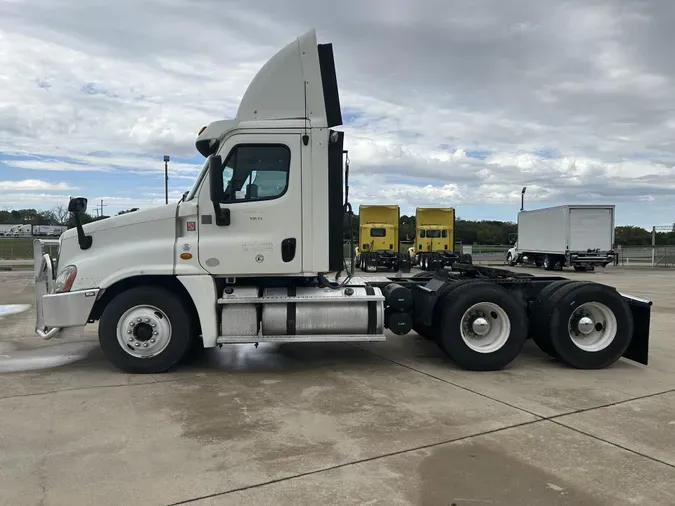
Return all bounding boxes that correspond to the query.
[2,207,673,246]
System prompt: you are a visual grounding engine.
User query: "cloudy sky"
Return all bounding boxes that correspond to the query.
[0,0,674,227]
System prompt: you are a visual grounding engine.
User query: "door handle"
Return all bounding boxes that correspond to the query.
[281,238,296,262]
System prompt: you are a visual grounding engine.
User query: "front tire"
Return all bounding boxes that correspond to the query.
[435,282,528,371]
[99,286,193,374]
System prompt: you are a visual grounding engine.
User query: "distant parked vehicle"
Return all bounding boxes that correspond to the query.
[506,205,615,272]
[32,225,67,237]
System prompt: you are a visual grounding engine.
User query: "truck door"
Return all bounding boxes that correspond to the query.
[197,132,303,276]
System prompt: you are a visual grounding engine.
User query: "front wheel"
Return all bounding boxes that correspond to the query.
[99,286,193,373]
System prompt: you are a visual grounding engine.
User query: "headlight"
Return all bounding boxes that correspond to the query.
[54,265,77,293]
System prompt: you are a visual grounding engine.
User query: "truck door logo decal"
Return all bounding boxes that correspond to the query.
[187,221,196,231]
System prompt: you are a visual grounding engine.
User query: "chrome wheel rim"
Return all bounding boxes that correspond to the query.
[116,305,172,358]
[459,302,511,354]
[567,302,617,352]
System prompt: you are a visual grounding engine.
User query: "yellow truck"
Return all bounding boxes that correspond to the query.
[355,205,410,272]
[415,207,471,270]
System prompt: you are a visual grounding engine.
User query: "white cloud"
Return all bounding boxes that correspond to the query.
[0,179,76,191]
[0,0,674,223]
[3,154,203,177]
[0,192,180,212]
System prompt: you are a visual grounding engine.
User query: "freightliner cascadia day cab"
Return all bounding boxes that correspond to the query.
[414,207,470,270]
[34,30,652,374]
[506,205,616,271]
[354,205,410,272]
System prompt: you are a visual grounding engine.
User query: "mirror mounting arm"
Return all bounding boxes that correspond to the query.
[68,197,93,250]
[73,213,93,250]
[212,201,231,226]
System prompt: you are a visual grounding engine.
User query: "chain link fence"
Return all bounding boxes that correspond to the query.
[616,245,675,267]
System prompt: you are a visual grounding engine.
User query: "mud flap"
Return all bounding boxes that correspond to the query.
[398,254,412,273]
[620,293,651,365]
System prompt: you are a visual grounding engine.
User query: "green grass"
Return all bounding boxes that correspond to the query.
[0,237,34,259]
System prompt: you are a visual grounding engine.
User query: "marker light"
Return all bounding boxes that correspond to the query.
[198,126,207,135]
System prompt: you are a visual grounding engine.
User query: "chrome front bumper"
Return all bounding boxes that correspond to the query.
[34,239,99,339]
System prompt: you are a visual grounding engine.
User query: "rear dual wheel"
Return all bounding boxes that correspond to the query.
[529,281,633,369]
[434,282,528,371]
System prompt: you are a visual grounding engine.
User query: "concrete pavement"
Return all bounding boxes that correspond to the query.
[1,267,674,505]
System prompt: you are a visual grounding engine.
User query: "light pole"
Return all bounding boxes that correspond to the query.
[163,155,170,204]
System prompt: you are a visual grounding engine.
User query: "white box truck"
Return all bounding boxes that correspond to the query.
[506,205,615,271]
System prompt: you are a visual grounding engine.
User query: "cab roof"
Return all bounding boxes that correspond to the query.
[196,29,342,157]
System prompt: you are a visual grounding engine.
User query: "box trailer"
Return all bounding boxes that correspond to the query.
[32,225,67,237]
[506,205,616,271]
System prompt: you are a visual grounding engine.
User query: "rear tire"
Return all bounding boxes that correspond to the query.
[529,280,587,358]
[548,283,633,369]
[435,282,528,371]
[99,286,193,374]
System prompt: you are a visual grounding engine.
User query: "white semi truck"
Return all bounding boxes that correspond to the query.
[33,30,651,374]
[506,205,616,271]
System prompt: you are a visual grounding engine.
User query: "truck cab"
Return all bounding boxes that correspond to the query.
[415,207,469,270]
[356,205,407,272]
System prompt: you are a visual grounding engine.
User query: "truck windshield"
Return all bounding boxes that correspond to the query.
[370,228,386,237]
[426,230,442,238]
[184,157,211,201]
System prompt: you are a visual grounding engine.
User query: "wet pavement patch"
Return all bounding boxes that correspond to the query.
[0,341,99,373]
[0,304,31,319]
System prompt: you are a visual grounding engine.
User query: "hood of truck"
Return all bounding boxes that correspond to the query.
[61,204,178,240]
[57,204,180,290]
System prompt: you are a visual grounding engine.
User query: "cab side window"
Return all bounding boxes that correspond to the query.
[221,144,290,202]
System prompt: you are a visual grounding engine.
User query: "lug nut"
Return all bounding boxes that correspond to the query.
[145,318,150,323]
[134,342,140,347]
[150,339,155,344]
[128,337,133,342]
[143,343,149,348]
[153,331,158,336]
[151,323,156,327]
[126,329,131,334]
[137,318,142,322]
